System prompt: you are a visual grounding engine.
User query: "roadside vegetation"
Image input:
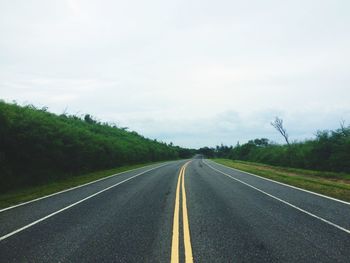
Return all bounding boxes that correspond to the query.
[0,162,163,209]
[199,118,350,201]
[213,159,350,202]
[0,101,194,194]
[199,121,350,174]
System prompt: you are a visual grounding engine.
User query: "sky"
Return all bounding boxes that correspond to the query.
[1,0,350,148]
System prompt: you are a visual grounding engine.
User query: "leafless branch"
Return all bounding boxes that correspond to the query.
[340,119,349,136]
[271,117,290,146]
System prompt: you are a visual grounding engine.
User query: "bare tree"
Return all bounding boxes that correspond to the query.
[271,117,290,146]
[339,119,349,136]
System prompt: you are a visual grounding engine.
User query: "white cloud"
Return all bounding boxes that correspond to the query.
[1,0,349,148]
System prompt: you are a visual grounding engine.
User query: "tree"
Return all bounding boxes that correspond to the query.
[339,119,350,136]
[198,147,215,158]
[84,114,96,124]
[253,138,269,147]
[271,117,290,146]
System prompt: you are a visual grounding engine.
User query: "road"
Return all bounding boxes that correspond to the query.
[1,158,350,262]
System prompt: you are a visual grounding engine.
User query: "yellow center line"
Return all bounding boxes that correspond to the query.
[182,163,194,263]
[171,166,183,263]
[171,161,193,263]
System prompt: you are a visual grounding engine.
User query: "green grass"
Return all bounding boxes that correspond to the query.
[0,161,163,209]
[212,159,350,202]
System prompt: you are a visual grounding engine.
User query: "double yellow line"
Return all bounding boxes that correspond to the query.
[171,161,193,263]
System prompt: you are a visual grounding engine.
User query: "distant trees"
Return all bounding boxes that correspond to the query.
[215,144,233,158]
[177,147,196,159]
[198,147,215,158]
[252,138,269,147]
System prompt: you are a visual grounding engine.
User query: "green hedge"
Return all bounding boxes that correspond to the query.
[0,101,192,192]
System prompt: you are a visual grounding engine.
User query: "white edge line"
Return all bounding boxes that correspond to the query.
[204,161,350,235]
[0,161,171,213]
[0,163,169,242]
[206,160,350,206]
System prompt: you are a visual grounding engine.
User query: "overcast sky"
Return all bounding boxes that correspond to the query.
[1,0,350,148]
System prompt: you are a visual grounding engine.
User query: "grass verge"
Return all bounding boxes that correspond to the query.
[212,159,350,202]
[0,162,164,209]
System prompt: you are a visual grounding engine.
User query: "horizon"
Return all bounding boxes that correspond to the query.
[1,99,347,150]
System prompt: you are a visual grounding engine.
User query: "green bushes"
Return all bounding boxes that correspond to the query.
[219,126,350,173]
[0,101,192,192]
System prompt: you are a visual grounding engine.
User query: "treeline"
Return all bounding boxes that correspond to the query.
[0,101,194,192]
[199,126,350,173]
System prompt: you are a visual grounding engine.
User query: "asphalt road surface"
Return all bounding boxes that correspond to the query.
[1,159,350,262]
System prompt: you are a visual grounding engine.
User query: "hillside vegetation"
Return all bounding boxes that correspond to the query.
[0,101,193,192]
